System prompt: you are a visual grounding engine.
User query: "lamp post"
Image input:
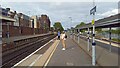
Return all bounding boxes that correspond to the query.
[69,17,73,38]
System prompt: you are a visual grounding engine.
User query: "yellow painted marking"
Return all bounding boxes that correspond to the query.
[92,19,95,25]
[43,40,60,67]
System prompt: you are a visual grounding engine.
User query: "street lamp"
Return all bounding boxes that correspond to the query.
[69,17,73,33]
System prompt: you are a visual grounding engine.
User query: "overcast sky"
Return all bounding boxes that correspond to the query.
[0,0,119,29]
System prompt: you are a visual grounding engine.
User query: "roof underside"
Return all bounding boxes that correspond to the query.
[76,13,120,29]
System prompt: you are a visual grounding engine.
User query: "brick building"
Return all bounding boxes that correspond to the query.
[18,13,31,27]
[31,15,40,28]
[40,14,51,30]
[1,8,14,26]
[1,7,51,37]
[31,15,51,30]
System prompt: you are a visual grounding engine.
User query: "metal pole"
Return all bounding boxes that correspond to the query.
[7,22,10,38]
[92,0,96,66]
[70,30,72,38]
[87,28,90,51]
[92,25,96,66]
[109,27,111,52]
[69,17,73,39]
[72,30,73,39]
[78,29,80,43]
[74,29,75,40]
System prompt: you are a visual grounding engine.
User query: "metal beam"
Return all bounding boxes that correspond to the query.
[76,14,120,30]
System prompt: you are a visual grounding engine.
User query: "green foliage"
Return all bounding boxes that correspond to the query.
[53,22,64,32]
[112,38,120,42]
[75,22,86,32]
[111,29,120,34]
[104,29,120,34]
[75,22,86,28]
[96,28,102,33]
[50,27,54,31]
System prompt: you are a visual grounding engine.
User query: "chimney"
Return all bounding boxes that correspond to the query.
[14,11,17,14]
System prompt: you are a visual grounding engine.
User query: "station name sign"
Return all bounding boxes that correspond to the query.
[90,6,96,15]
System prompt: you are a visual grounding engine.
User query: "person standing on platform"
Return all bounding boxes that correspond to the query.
[57,31,60,40]
[61,31,67,50]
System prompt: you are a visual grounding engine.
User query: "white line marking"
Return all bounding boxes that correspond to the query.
[28,54,43,68]
[66,62,74,66]
[95,39,120,48]
[43,41,60,67]
[12,37,56,67]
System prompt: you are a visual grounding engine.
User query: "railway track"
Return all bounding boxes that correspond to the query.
[2,34,56,68]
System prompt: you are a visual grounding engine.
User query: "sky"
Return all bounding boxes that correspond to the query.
[0,0,119,29]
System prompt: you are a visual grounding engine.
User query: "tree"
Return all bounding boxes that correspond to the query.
[75,22,86,32]
[75,22,85,28]
[50,27,54,31]
[96,28,102,33]
[53,22,64,32]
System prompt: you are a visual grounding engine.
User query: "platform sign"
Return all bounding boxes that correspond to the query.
[91,19,95,25]
[90,6,96,15]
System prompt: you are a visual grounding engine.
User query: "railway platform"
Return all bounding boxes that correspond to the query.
[2,33,52,43]
[46,37,92,66]
[12,36,93,68]
[10,33,119,68]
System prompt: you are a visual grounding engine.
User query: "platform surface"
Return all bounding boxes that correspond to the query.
[2,33,51,43]
[46,37,92,66]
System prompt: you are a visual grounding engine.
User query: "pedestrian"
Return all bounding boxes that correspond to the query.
[57,31,60,40]
[61,31,67,50]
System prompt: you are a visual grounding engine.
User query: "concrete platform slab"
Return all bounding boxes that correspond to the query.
[46,38,92,66]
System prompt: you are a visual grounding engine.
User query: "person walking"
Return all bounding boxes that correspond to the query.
[61,31,67,50]
[57,31,60,40]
